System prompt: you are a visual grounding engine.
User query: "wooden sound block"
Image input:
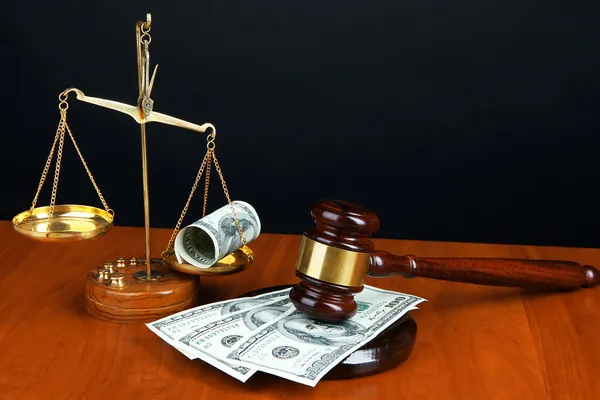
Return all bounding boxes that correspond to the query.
[85,257,200,323]
[238,285,418,380]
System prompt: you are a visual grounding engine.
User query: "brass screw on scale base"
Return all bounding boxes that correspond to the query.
[96,268,111,282]
[95,257,164,284]
[108,273,128,288]
[95,259,129,287]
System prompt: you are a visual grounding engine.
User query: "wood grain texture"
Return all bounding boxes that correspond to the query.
[1,221,599,399]
[369,252,599,288]
[290,272,364,321]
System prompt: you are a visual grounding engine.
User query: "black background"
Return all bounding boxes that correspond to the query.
[2,1,599,247]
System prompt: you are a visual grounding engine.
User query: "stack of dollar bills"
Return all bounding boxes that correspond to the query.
[146,285,427,387]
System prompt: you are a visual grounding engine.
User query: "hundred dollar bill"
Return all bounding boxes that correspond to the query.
[146,287,290,359]
[176,297,294,382]
[225,285,426,387]
[174,201,261,268]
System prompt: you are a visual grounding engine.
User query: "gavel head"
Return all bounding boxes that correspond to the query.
[289,199,380,321]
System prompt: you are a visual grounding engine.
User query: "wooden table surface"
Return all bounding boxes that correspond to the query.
[1,220,599,399]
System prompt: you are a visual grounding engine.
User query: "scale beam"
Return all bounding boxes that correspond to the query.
[58,13,216,280]
[63,88,216,136]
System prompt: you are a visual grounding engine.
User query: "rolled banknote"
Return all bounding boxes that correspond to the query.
[174,200,261,268]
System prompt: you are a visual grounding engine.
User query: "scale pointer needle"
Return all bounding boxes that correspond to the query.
[148,64,158,98]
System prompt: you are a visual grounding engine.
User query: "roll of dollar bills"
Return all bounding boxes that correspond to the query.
[174,201,261,269]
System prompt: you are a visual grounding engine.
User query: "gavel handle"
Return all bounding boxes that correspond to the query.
[369,251,600,289]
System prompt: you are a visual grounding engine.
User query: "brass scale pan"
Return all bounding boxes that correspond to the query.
[13,205,113,243]
[13,205,252,276]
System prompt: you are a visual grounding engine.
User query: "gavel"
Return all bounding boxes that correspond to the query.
[289,199,599,321]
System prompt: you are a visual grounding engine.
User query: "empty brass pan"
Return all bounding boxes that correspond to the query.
[12,204,114,242]
[163,246,254,276]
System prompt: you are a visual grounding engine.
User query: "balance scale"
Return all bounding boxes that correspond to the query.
[12,13,254,323]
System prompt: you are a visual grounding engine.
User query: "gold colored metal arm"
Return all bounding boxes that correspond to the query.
[66,88,141,122]
[146,112,216,136]
[61,88,216,136]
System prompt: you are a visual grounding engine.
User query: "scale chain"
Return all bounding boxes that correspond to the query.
[30,94,112,222]
[212,152,247,246]
[164,132,248,254]
[48,112,67,222]
[30,114,63,212]
[63,123,112,213]
[165,149,210,253]
[202,148,212,218]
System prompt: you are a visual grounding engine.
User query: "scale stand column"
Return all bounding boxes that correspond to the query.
[83,14,200,323]
[127,120,163,282]
[134,16,155,280]
[134,121,159,281]
[141,123,153,276]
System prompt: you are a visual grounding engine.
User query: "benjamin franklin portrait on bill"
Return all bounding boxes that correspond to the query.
[217,213,258,257]
[276,315,367,347]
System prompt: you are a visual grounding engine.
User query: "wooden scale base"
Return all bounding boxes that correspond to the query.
[84,249,252,323]
[84,257,200,323]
